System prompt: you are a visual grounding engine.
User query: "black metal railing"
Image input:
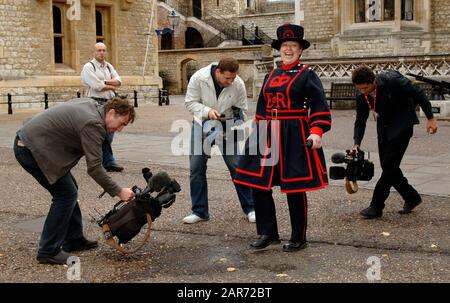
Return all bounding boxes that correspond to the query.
[0,90,144,115]
[196,5,272,47]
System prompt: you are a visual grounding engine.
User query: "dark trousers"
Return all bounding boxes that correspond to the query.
[253,188,308,243]
[102,132,118,167]
[13,136,83,257]
[189,122,254,219]
[371,127,421,210]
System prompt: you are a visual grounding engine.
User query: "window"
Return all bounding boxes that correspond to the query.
[355,0,366,23]
[383,0,395,21]
[52,2,75,67]
[401,0,414,20]
[53,5,63,63]
[95,7,112,49]
[96,10,104,43]
[95,7,114,64]
[355,0,396,23]
[161,32,173,50]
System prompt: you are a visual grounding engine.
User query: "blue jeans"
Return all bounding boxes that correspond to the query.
[102,132,118,167]
[14,136,83,257]
[189,122,254,219]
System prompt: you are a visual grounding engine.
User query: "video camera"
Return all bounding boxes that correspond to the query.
[93,168,181,253]
[329,149,374,194]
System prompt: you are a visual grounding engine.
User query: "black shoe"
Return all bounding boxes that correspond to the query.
[250,235,280,249]
[62,238,98,252]
[105,165,124,172]
[282,241,308,252]
[360,206,383,219]
[36,250,75,265]
[398,199,422,214]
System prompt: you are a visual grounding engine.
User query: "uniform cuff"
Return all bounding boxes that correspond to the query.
[310,127,323,137]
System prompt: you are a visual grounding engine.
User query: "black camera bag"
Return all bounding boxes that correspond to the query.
[101,195,162,254]
[107,201,145,244]
[96,169,180,254]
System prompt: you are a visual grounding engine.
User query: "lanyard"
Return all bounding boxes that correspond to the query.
[364,87,377,121]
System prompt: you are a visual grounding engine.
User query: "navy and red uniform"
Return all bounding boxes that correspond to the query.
[233,60,331,243]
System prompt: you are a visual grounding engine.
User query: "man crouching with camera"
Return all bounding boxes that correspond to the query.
[13,97,136,264]
[351,66,438,219]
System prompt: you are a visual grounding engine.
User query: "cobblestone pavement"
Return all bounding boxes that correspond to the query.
[0,96,448,284]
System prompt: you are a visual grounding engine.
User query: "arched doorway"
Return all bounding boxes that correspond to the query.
[193,0,202,19]
[181,58,199,93]
[185,27,204,49]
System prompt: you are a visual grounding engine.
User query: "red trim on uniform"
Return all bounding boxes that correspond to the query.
[235,122,271,177]
[235,150,267,176]
[255,114,265,120]
[265,115,308,120]
[302,192,307,241]
[313,149,327,175]
[310,120,331,126]
[280,118,313,182]
[234,140,276,190]
[309,111,331,119]
[281,183,328,193]
[262,69,276,99]
[364,86,377,112]
[265,109,308,113]
[282,60,300,71]
[233,179,271,191]
[310,126,323,137]
[287,65,308,108]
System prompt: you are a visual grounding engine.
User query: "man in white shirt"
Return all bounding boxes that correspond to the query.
[183,58,255,224]
[81,42,124,172]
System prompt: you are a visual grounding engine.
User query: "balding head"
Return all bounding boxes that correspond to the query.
[93,42,107,63]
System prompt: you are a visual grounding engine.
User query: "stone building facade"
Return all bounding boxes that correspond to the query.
[157,0,450,96]
[0,0,161,111]
[159,0,450,58]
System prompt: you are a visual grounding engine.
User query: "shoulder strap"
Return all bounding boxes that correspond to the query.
[90,61,96,72]
[101,214,153,254]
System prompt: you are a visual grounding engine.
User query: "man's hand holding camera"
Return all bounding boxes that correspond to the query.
[118,188,135,201]
[208,109,222,120]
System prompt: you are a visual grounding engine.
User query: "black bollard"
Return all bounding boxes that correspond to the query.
[7,93,12,115]
[44,92,49,109]
[134,90,138,107]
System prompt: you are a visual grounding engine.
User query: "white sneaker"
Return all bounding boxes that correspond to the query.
[247,211,256,223]
[182,214,206,224]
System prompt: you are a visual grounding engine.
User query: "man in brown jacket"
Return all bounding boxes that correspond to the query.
[13,97,136,264]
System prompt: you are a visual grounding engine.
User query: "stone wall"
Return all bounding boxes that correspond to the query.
[0,0,53,79]
[431,0,450,54]
[0,0,160,106]
[238,12,294,38]
[203,0,239,18]
[301,0,335,42]
[160,0,450,59]
[258,0,294,14]
[116,1,157,77]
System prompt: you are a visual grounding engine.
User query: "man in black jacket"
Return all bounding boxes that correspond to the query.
[351,66,438,219]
